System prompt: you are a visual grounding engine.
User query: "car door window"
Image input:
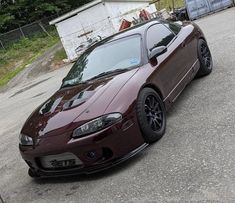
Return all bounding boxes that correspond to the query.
[163,22,182,35]
[146,24,175,51]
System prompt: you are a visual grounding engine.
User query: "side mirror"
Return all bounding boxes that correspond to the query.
[149,46,167,59]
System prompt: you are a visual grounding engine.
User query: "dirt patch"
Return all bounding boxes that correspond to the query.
[50,60,66,71]
[27,42,64,78]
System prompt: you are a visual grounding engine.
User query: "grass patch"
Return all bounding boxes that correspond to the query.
[52,48,67,63]
[156,0,185,11]
[0,31,59,87]
[49,48,67,70]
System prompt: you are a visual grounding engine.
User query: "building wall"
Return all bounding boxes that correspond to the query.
[56,3,115,60]
[56,2,157,61]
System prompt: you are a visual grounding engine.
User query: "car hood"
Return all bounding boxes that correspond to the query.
[21,69,138,139]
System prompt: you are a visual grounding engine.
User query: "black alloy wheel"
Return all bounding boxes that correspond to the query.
[137,88,166,143]
[144,95,164,132]
[201,42,212,69]
[196,39,213,77]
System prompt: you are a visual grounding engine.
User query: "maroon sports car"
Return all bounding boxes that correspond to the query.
[19,20,212,178]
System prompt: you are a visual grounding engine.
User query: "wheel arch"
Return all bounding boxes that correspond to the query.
[136,83,167,143]
[197,37,207,57]
[140,83,164,101]
[199,36,207,44]
[199,36,206,41]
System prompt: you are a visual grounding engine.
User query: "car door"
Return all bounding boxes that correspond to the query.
[164,21,198,75]
[146,23,189,103]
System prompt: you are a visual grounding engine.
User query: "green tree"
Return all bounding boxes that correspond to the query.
[0,0,92,33]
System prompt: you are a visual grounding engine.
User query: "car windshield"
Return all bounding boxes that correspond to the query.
[62,35,141,87]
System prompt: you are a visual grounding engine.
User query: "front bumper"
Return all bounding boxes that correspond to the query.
[29,143,148,178]
[20,115,146,178]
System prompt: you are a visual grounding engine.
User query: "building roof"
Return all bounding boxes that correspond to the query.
[49,0,153,25]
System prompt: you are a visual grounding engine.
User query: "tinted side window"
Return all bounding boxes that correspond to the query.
[164,22,182,35]
[146,24,175,51]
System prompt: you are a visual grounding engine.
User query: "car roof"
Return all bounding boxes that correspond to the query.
[96,20,161,45]
[83,20,162,54]
[112,20,161,39]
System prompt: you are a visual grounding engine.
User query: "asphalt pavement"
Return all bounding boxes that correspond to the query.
[0,8,234,203]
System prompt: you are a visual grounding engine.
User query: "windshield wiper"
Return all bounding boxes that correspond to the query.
[86,68,129,82]
[61,81,88,88]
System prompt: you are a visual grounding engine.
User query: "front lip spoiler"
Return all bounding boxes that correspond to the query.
[31,143,149,178]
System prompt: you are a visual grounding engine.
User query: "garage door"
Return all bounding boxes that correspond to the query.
[186,0,234,20]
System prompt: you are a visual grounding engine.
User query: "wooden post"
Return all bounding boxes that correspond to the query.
[39,21,52,37]
[19,26,26,38]
[0,39,5,49]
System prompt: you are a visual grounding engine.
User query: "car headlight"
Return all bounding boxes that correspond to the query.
[19,134,33,146]
[72,113,122,138]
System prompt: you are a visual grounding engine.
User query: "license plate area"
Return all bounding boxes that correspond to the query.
[40,152,82,170]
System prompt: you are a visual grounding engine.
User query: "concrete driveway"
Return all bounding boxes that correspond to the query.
[0,8,234,203]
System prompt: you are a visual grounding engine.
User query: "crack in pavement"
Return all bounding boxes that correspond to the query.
[0,194,4,203]
[9,77,52,98]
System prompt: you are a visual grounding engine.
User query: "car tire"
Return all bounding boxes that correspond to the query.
[196,39,213,77]
[137,88,166,143]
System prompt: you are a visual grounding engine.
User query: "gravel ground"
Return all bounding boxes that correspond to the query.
[0,8,235,203]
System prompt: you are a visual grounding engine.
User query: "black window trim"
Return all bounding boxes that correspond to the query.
[161,20,182,36]
[144,22,178,57]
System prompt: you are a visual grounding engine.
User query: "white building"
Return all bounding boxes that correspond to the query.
[50,0,156,61]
